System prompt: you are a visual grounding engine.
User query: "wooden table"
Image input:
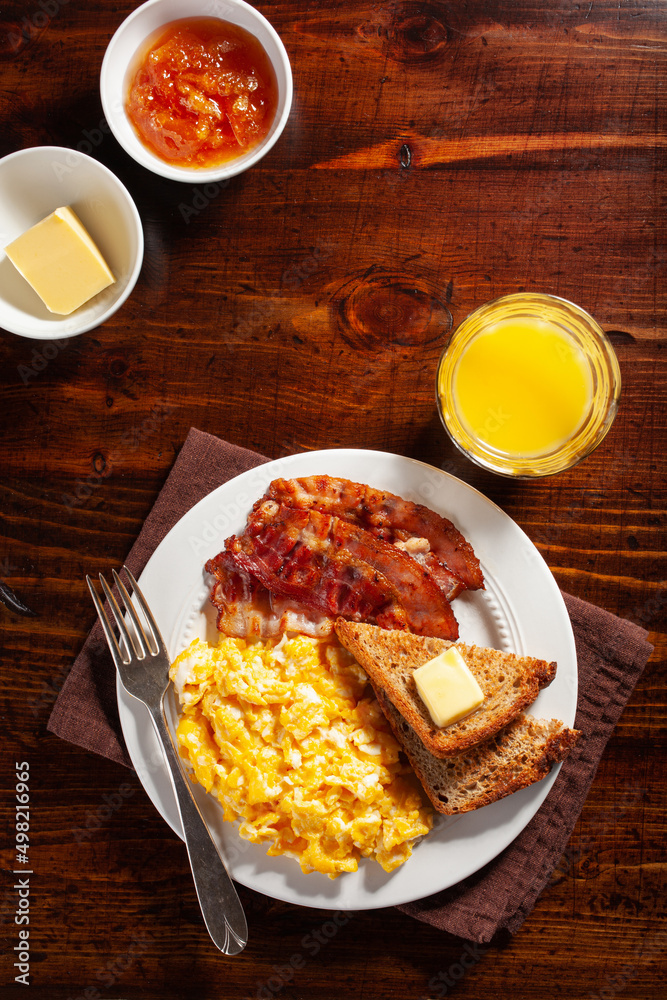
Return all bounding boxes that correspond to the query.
[1,1,665,996]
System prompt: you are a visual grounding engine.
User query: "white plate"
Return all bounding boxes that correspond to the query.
[117,449,577,911]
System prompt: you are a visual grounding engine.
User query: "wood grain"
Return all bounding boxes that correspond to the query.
[0,0,665,997]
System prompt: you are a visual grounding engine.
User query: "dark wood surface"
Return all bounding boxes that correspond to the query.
[1,1,665,997]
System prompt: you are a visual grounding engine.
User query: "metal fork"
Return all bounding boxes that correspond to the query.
[87,565,248,955]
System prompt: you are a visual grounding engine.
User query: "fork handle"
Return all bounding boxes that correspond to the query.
[149,704,248,955]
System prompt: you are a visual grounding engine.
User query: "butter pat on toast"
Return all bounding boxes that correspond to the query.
[334,620,557,757]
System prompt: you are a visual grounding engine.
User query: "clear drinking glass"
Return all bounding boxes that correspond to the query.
[436,293,621,478]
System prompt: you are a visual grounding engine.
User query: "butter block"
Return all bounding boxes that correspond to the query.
[413,646,484,728]
[5,206,115,315]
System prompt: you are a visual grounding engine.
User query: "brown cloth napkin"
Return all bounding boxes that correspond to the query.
[48,427,653,943]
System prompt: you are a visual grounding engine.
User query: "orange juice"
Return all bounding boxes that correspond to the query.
[436,294,621,478]
[452,317,593,458]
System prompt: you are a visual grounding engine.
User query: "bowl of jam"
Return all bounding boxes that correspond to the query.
[101,0,293,182]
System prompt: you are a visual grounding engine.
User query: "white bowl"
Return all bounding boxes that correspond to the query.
[0,146,143,341]
[101,0,293,183]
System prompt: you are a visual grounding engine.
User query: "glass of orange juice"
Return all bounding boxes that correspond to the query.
[436,293,621,478]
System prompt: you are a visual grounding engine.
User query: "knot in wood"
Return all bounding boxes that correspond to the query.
[331,269,452,351]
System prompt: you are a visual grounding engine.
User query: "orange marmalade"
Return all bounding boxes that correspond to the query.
[126,17,278,169]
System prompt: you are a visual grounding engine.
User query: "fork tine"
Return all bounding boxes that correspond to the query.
[86,575,129,668]
[121,565,165,655]
[99,573,146,659]
[111,568,155,656]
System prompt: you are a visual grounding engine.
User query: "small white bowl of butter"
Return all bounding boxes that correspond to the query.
[0,146,143,340]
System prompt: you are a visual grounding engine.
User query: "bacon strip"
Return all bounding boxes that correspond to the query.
[262,476,484,592]
[205,551,334,639]
[226,501,459,640]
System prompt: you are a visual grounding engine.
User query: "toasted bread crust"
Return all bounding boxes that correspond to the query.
[335,620,557,757]
[374,687,580,815]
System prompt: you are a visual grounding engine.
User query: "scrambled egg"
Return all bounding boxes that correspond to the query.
[169,634,433,877]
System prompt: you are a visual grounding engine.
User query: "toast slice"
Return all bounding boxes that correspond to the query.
[334,620,557,757]
[375,686,579,815]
